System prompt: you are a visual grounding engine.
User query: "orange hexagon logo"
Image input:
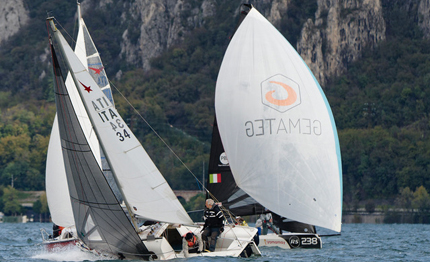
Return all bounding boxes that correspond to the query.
[261,74,301,112]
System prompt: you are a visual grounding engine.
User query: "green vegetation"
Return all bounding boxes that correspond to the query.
[0,0,430,219]
[1,186,24,216]
[32,191,49,221]
[383,186,430,223]
[182,193,206,222]
[327,37,430,205]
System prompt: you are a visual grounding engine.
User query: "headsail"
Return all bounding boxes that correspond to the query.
[48,19,193,225]
[214,7,342,232]
[45,117,75,227]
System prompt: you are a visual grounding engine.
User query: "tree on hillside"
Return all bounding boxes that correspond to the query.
[396,187,414,212]
[183,193,205,222]
[2,186,22,216]
[33,192,49,222]
[412,186,430,213]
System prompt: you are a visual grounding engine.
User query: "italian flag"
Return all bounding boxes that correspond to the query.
[210,173,221,183]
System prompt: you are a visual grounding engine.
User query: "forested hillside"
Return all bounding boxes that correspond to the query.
[327,1,430,206]
[0,0,430,211]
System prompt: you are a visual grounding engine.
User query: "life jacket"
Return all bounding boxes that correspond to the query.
[58,226,64,235]
[188,236,196,247]
[183,232,197,247]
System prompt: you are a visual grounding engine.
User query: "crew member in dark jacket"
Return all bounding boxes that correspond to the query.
[202,199,224,252]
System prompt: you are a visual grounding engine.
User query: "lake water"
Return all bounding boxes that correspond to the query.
[1,223,429,261]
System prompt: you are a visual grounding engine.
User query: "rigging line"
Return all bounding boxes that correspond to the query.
[52,16,210,196]
[53,18,77,46]
[108,80,209,192]
[205,190,237,224]
[53,15,219,208]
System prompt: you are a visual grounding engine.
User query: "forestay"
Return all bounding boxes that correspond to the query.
[214,8,342,232]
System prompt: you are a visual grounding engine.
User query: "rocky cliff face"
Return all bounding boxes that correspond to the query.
[419,0,430,38]
[0,1,29,45]
[113,0,390,85]
[297,0,386,85]
[118,0,216,71]
[79,0,430,84]
[34,0,430,85]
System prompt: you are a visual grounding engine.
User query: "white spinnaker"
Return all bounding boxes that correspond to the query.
[215,8,342,232]
[57,31,193,225]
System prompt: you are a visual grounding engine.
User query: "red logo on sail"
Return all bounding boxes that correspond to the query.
[79,81,92,93]
[89,67,104,75]
[261,74,301,112]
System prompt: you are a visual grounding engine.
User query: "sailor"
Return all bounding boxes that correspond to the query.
[182,232,203,257]
[235,216,248,226]
[255,217,262,234]
[261,212,279,235]
[52,224,64,238]
[202,199,224,252]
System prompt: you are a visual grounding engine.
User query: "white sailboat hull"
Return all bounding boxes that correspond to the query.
[77,223,261,260]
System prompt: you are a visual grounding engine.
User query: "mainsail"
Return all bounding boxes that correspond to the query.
[74,2,122,201]
[74,2,114,104]
[214,7,342,232]
[207,117,262,215]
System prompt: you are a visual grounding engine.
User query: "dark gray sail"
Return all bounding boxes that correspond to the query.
[49,28,151,259]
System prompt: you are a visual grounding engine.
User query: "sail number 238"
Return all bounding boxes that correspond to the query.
[110,119,130,141]
[301,237,319,245]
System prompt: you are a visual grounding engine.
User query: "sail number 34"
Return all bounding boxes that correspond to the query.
[110,119,130,141]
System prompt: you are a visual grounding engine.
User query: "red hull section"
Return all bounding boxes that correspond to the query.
[44,239,78,251]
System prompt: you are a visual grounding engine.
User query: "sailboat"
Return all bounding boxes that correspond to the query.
[208,4,342,249]
[45,9,261,259]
